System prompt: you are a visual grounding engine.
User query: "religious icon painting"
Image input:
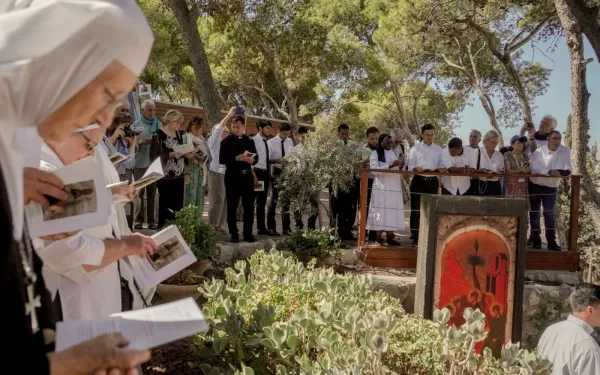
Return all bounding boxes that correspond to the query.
[414,196,527,357]
[433,220,516,357]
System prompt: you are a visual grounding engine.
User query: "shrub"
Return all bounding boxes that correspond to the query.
[194,250,442,374]
[276,228,341,261]
[168,205,217,260]
[433,308,552,375]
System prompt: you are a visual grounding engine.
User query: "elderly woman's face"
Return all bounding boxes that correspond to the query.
[38,60,137,142]
[485,136,499,151]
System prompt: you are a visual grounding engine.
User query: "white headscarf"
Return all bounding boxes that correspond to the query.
[0,0,154,239]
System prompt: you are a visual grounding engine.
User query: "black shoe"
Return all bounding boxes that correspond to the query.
[526,237,533,247]
[231,234,240,243]
[148,224,158,230]
[532,240,542,250]
[387,239,402,246]
[270,230,281,236]
[548,243,562,251]
[411,241,418,248]
[244,236,257,243]
[282,230,292,236]
[134,223,143,230]
[257,229,272,236]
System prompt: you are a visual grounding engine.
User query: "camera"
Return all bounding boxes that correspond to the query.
[123,124,135,138]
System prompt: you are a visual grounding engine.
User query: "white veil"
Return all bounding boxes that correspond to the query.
[0,0,154,238]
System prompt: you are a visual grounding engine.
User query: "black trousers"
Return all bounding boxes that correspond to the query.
[225,170,255,237]
[410,175,439,241]
[267,169,291,232]
[365,178,376,241]
[254,168,270,231]
[294,198,319,230]
[478,180,502,197]
[156,177,185,229]
[329,178,359,240]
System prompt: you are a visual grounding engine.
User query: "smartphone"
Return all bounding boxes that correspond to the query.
[235,107,245,116]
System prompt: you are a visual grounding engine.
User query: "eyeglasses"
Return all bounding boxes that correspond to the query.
[79,131,98,151]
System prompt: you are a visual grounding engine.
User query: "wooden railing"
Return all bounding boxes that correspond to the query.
[357,169,582,271]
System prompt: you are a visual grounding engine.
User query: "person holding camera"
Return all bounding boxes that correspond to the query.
[106,114,137,181]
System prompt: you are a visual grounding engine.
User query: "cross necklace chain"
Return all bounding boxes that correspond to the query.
[18,220,41,334]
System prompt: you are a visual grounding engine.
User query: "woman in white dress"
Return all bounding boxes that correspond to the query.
[367,134,404,245]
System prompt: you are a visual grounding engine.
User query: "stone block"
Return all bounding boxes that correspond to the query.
[549,290,561,299]
[217,245,235,264]
[234,241,267,261]
[370,275,416,313]
[525,270,580,285]
[341,249,360,265]
[528,290,541,306]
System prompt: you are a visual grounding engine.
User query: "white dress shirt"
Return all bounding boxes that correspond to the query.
[252,134,269,170]
[407,142,444,176]
[477,147,504,181]
[538,315,600,375]
[33,143,121,321]
[208,124,226,174]
[530,145,572,188]
[441,147,477,195]
[268,134,294,170]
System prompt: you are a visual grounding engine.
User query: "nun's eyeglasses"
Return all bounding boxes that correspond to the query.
[79,131,98,151]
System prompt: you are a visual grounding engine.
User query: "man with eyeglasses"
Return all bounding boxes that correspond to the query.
[131,99,162,230]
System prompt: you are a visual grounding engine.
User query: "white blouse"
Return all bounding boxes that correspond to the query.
[477,147,504,181]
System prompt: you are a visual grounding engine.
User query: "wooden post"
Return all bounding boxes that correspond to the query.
[568,175,581,253]
[358,170,369,247]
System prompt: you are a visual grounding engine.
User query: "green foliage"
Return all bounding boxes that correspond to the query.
[276,229,341,261]
[433,307,552,374]
[194,250,443,374]
[168,205,217,261]
[279,130,361,220]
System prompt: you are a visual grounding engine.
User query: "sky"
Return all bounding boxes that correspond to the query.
[453,37,600,147]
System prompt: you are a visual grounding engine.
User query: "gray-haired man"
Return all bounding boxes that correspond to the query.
[132,99,162,230]
[538,283,600,374]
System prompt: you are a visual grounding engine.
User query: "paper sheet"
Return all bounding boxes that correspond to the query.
[55,298,208,351]
[25,157,111,237]
[173,144,195,154]
[127,225,197,288]
[254,181,265,192]
[133,158,164,190]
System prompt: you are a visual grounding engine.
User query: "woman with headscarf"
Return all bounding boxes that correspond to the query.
[0,0,155,373]
[366,134,405,245]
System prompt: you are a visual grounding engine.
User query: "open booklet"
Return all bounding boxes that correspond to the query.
[133,157,164,190]
[55,297,208,351]
[26,157,111,237]
[104,137,134,165]
[172,143,195,155]
[127,225,197,288]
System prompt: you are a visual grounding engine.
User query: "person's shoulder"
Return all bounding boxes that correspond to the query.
[558,144,571,152]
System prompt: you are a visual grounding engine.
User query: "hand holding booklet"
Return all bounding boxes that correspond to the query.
[55,297,208,351]
[172,143,195,155]
[127,225,197,288]
[26,157,111,237]
[133,158,164,190]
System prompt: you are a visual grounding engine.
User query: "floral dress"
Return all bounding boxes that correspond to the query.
[503,152,529,197]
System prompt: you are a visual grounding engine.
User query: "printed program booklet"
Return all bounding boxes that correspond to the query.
[26,157,111,237]
[133,157,164,190]
[55,297,208,351]
[127,225,197,288]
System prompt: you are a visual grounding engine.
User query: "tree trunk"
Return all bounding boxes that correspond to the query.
[474,87,505,147]
[556,0,590,174]
[560,0,600,62]
[167,0,223,126]
[389,80,416,146]
[257,43,299,129]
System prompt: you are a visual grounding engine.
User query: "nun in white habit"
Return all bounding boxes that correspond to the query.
[366,134,404,245]
[0,0,155,372]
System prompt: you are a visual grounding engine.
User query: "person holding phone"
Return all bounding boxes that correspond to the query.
[530,130,572,251]
[503,135,531,197]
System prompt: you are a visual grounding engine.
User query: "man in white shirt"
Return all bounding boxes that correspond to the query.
[442,138,476,195]
[252,119,273,235]
[407,124,445,247]
[207,107,234,233]
[538,283,600,374]
[530,130,572,251]
[267,122,294,235]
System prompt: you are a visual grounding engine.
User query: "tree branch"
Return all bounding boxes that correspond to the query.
[509,16,553,52]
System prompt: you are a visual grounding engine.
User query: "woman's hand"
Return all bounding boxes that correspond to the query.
[520,166,531,174]
[169,152,183,158]
[111,185,137,201]
[184,152,194,159]
[110,128,125,144]
[122,233,156,257]
[23,167,68,207]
